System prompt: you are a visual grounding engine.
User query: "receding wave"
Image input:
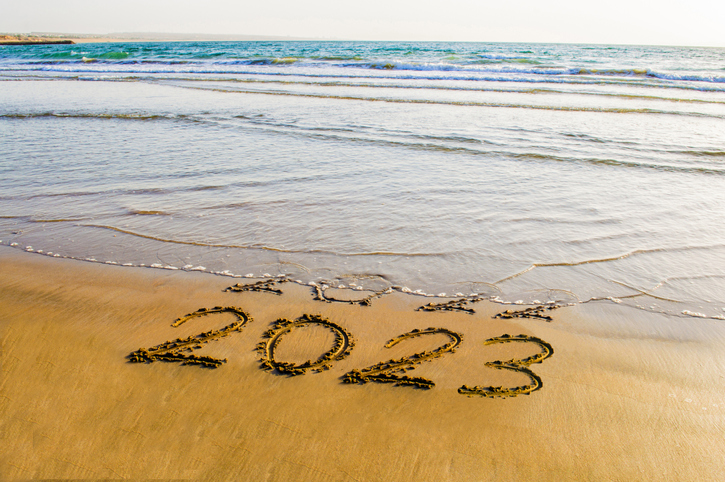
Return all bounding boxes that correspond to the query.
[24,190,112,199]
[284,132,725,175]
[153,76,725,106]
[495,244,725,284]
[202,119,725,176]
[0,215,89,222]
[0,112,178,121]
[173,83,725,120]
[190,185,227,191]
[31,218,89,223]
[6,65,725,92]
[19,187,172,201]
[675,150,725,157]
[127,209,171,216]
[507,153,725,175]
[266,79,725,105]
[81,224,447,257]
[409,134,484,144]
[508,216,620,225]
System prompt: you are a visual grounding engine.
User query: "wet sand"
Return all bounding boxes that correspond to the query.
[1,247,723,480]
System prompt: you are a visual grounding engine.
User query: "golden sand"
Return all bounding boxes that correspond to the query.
[1,248,723,480]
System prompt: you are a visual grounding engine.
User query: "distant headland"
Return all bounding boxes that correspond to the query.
[0,32,325,45]
[0,34,74,45]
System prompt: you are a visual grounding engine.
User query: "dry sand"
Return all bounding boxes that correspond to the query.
[1,247,724,480]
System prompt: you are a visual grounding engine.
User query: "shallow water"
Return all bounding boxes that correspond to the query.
[1,41,725,319]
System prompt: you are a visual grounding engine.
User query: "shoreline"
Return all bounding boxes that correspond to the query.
[1,247,723,480]
[1,33,322,45]
[0,40,74,46]
[3,237,723,323]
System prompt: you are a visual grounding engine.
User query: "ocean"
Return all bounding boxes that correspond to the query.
[1,41,724,320]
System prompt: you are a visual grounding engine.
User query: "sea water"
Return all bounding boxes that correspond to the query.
[1,41,724,319]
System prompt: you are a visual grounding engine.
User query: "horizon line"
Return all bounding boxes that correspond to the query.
[3,32,724,49]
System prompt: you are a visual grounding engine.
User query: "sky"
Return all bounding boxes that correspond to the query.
[2,0,725,47]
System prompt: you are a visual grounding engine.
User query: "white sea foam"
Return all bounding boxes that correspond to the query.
[682,310,707,318]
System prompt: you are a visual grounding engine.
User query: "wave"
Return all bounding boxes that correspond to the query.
[11,58,719,83]
[6,71,725,107]
[495,244,725,284]
[6,66,725,94]
[675,150,725,157]
[9,87,723,122]
[4,108,722,178]
[127,209,171,216]
[365,64,725,85]
[81,224,447,257]
[210,117,725,176]
[247,57,299,65]
[257,126,725,175]
[0,112,178,121]
[472,58,542,65]
[4,182,242,202]
[5,56,725,87]
[507,216,621,225]
[13,187,173,201]
[173,83,725,120]
[189,185,227,191]
[4,58,193,65]
[31,218,90,223]
[0,215,89,222]
[408,133,485,144]
[177,76,725,105]
[508,153,725,175]
[312,55,363,61]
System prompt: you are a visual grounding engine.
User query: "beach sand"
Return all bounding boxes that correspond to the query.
[1,247,723,480]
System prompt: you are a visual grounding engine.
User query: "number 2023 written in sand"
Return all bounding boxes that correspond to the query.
[129,307,554,399]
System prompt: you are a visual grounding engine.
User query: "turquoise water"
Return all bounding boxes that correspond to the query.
[1,41,725,319]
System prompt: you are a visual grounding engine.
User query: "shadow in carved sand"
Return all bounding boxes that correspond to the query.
[128,306,253,368]
[257,314,355,376]
[458,334,554,398]
[343,327,463,389]
[416,297,484,314]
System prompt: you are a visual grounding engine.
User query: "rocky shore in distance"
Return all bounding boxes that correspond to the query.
[0,35,74,45]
